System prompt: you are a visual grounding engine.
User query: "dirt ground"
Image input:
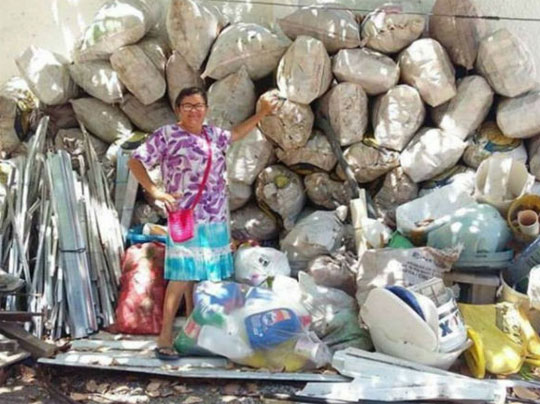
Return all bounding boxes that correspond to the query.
[0,361,304,404]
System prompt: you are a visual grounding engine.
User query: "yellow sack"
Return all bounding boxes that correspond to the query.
[464,327,486,379]
[459,303,527,375]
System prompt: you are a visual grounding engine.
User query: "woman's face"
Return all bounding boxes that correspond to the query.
[176,94,207,128]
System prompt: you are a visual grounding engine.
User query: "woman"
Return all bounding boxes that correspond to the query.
[128,87,278,360]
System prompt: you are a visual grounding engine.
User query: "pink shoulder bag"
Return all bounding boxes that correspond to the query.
[168,130,212,243]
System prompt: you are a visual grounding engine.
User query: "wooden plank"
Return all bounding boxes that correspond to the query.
[0,321,56,358]
[38,358,348,382]
[48,351,229,369]
[0,349,30,369]
[71,339,156,351]
[0,312,42,322]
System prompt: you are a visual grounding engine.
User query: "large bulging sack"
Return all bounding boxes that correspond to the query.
[230,202,279,242]
[257,90,314,150]
[398,39,456,107]
[208,67,256,130]
[16,46,77,106]
[317,82,368,146]
[372,84,425,151]
[278,7,360,54]
[138,37,170,76]
[0,77,38,155]
[476,29,536,98]
[68,61,124,104]
[71,97,133,143]
[120,94,176,133]
[361,4,425,54]
[110,45,166,105]
[167,0,224,71]
[229,180,252,211]
[400,128,466,182]
[463,122,528,169]
[418,165,476,198]
[114,242,167,335]
[74,0,161,62]
[373,167,418,228]
[166,51,204,109]
[55,128,109,163]
[227,128,274,185]
[497,91,540,139]
[255,165,306,230]
[277,36,332,104]
[429,0,484,69]
[306,252,357,296]
[336,141,400,183]
[529,136,540,181]
[281,209,345,275]
[432,76,494,140]
[202,23,291,80]
[276,130,337,172]
[304,173,352,210]
[333,48,399,95]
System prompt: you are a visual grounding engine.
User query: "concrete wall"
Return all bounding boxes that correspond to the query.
[1,0,539,84]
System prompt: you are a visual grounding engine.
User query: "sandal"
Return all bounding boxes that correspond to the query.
[154,346,180,361]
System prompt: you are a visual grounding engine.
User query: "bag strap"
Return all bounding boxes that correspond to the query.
[189,129,212,209]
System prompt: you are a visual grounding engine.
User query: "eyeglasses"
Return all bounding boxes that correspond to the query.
[180,103,207,112]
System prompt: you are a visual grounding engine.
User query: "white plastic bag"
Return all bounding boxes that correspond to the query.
[166,51,204,109]
[372,84,425,151]
[16,46,77,106]
[202,23,290,80]
[120,95,176,133]
[398,39,456,107]
[400,128,466,183]
[234,246,291,286]
[497,91,540,139]
[429,0,484,69]
[281,209,345,274]
[208,67,256,130]
[276,130,337,172]
[337,142,400,183]
[68,61,124,104]
[304,173,352,210]
[476,29,536,98]
[110,44,166,105]
[278,7,361,53]
[317,82,369,146]
[332,48,400,95]
[227,128,274,185]
[255,165,306,230]
[70,98,133,144]
[432,76,494,140]
[373,167,418,228]
[361,4,425,53]
[230,202,279,242]
[167,0,224,70]
[257,89,314,150]
[277,36,332,104]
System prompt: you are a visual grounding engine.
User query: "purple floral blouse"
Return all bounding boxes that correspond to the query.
[132,124,232,223]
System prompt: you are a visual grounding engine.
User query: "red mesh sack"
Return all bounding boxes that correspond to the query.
[114,242,167,334]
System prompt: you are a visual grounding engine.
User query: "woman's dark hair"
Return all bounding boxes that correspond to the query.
[174,87,208,109]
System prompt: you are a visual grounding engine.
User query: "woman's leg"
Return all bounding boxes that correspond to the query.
[157,280,191,348]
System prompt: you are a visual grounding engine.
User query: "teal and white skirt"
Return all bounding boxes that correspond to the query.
[165,221,233,281]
